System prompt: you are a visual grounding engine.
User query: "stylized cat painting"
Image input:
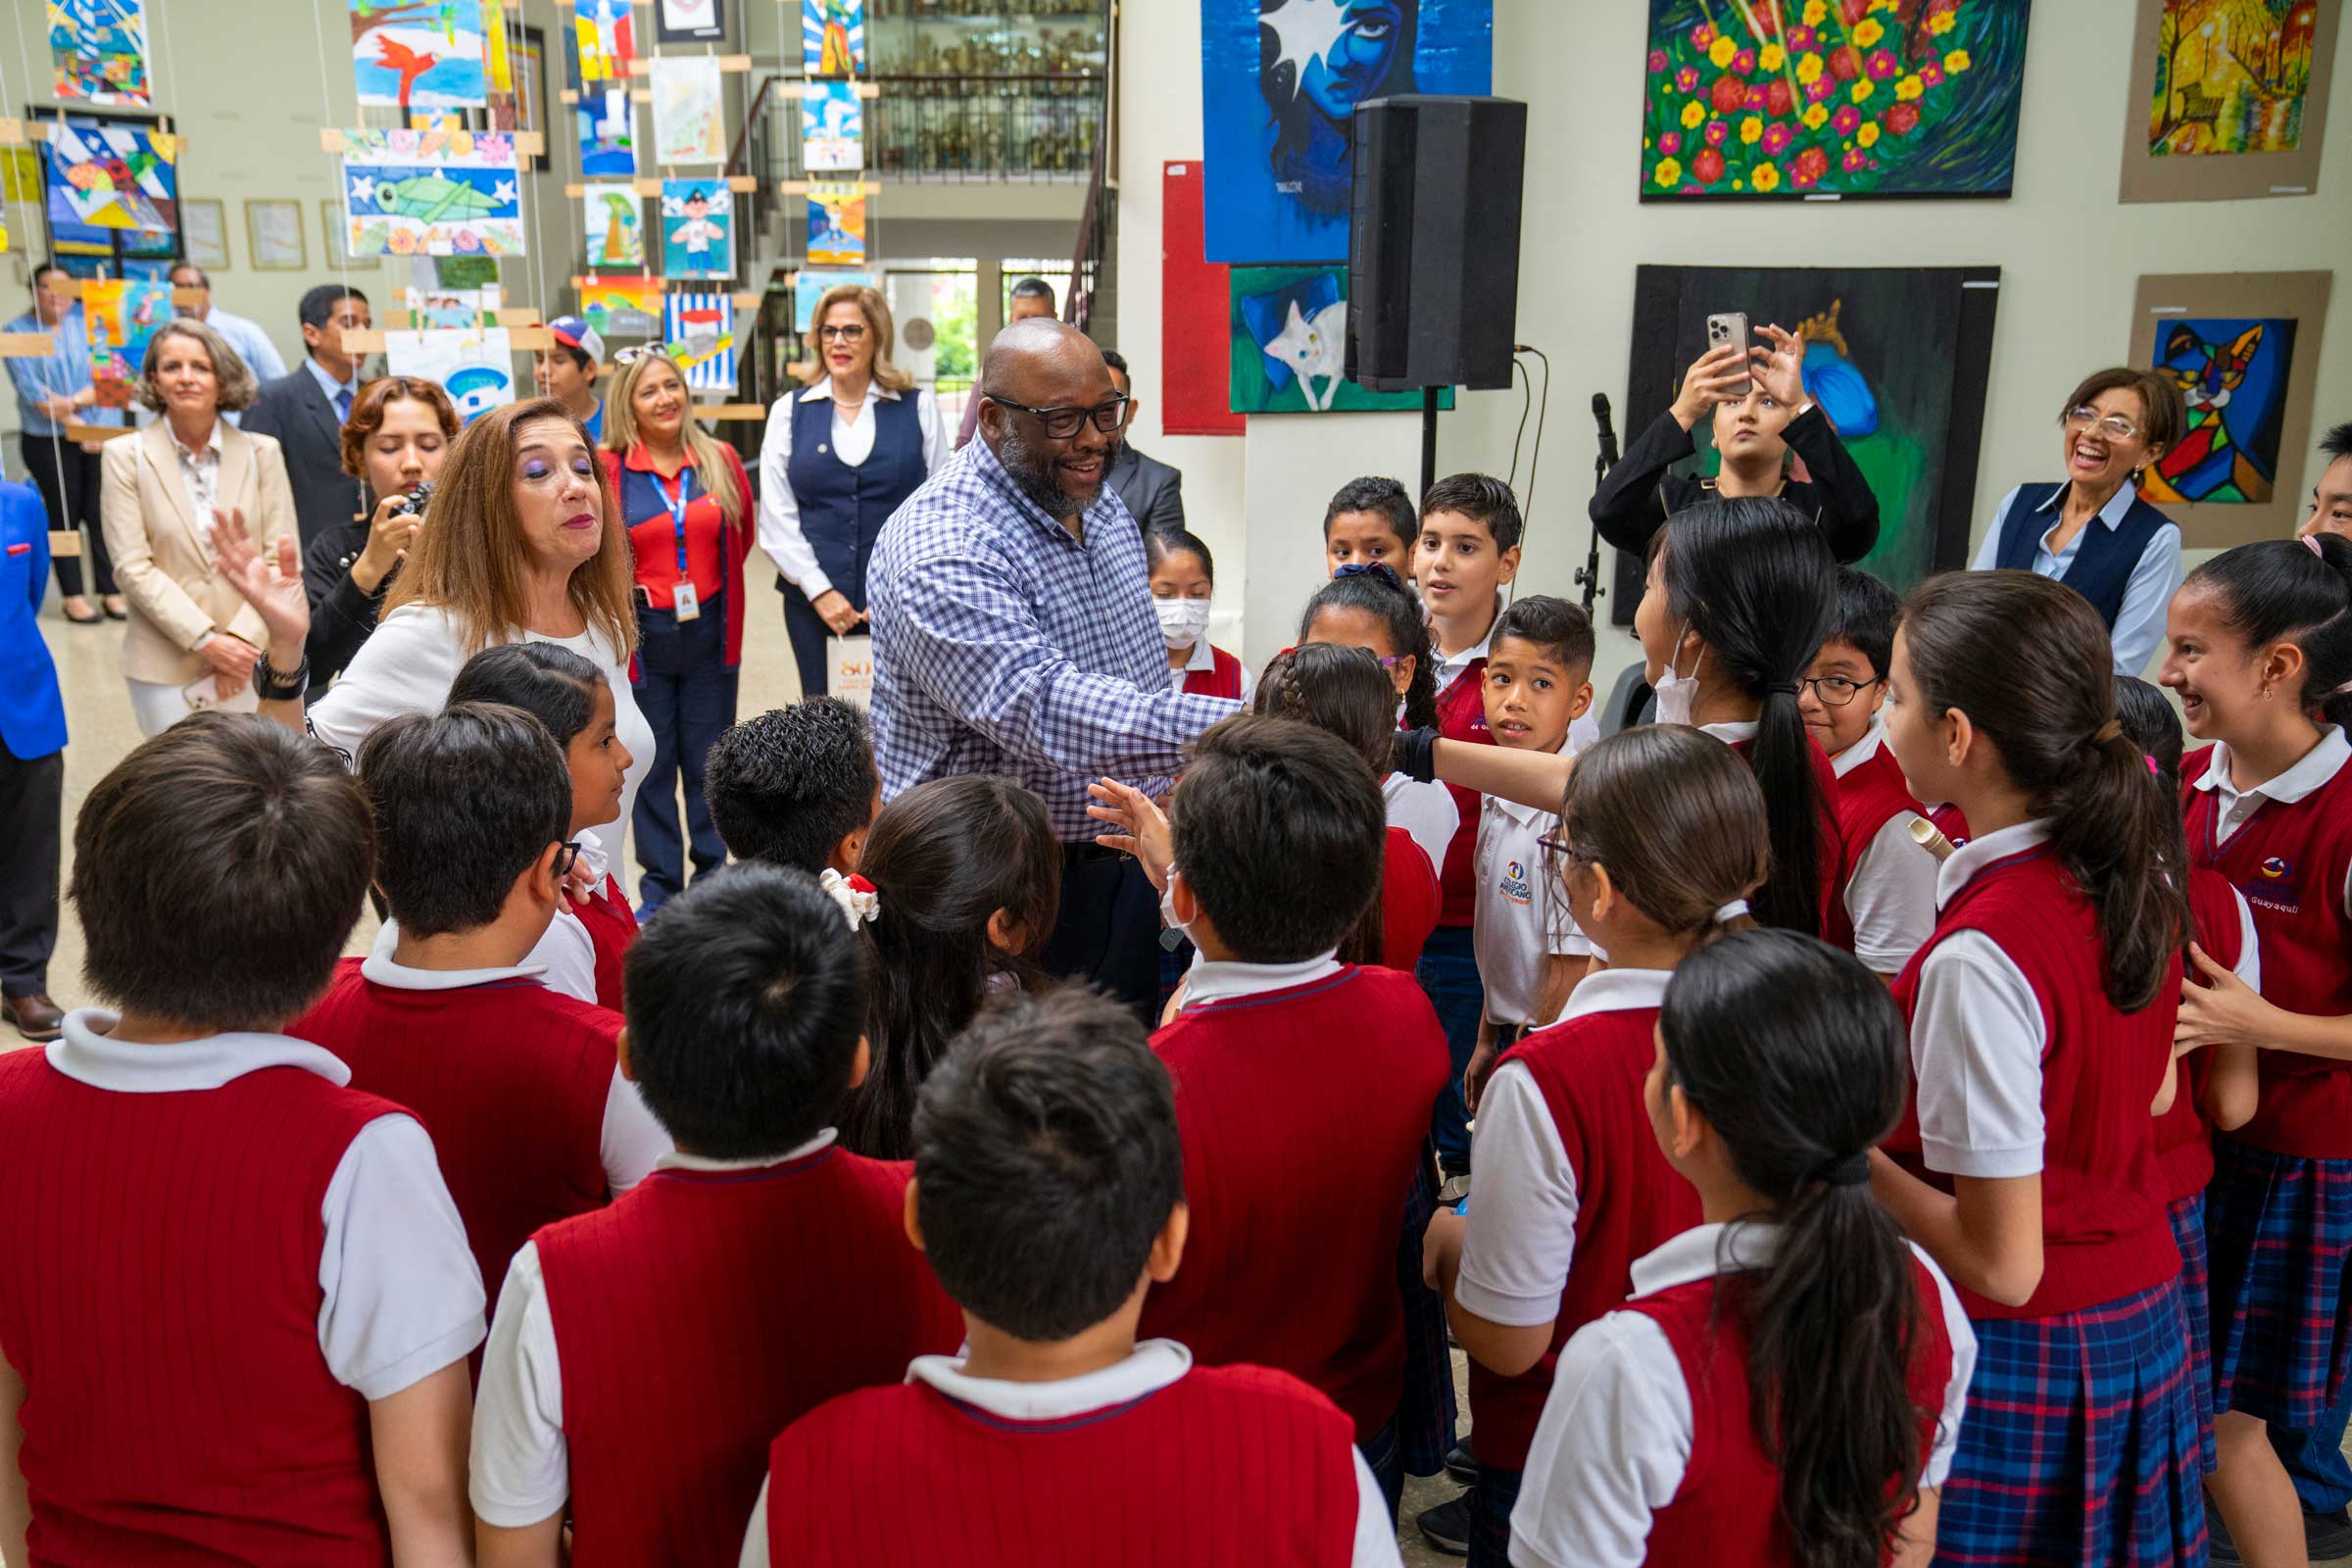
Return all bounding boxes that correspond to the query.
[2146,316,2293,505]
[1262,298,1348,410]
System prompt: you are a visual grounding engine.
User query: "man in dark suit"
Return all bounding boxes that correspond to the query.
[243,283,371,554]
[1101,348,1184,533]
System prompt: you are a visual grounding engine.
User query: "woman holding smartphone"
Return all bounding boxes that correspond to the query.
[301,376,459,695]
[1591,319,1880,565]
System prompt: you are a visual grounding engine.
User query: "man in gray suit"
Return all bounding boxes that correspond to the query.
[243,283,370,554]
[1101,348,1183,534]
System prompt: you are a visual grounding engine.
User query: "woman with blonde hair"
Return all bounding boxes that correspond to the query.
[308,397,653,862]
[99,317,298,735]
[600,347,754,912]
[754,281,950,697]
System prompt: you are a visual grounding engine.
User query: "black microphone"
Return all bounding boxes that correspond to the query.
[1592,393,1619,470]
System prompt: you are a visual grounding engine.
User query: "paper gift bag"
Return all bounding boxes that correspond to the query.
[827,634,874,710]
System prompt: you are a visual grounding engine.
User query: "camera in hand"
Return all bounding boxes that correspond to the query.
[392,481,434,518]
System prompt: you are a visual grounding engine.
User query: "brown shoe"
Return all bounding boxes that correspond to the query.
[3,993,64,1041]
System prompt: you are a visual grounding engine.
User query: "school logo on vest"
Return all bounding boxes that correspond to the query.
[2245,856,2300,914]
[1499,858,1534,906]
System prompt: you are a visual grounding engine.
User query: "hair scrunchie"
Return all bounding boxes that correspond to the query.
[818,867,880,930]
[1714,899,1750,923]
[1766,682,1800,697]
[1333,561,1406,593]
[1813,1151,1871,1187]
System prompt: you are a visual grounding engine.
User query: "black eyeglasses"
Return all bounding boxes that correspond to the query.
[986,394,1131,441]
[816,323,868,342]
[1796,674,1881,708]
[553,840,585,878]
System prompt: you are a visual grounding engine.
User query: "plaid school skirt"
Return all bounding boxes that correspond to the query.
[1934,1280,2207,1568]
[2164,1193,2218,1473]
[2205,1133,2352,1429]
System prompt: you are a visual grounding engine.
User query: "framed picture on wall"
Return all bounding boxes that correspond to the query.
[181,198,229,270]
[484,23,553,172]
[245,200,306,271]
[319,198,380,271]
[659,0,726,44]
[2128,270,2333,545]
[2120,0,2339,202]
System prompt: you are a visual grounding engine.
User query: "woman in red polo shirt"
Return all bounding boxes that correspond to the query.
[601,348,754,915]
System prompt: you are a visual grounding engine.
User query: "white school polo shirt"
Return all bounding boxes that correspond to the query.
[1831,720,1939,975]
[1472,733,1592,1028]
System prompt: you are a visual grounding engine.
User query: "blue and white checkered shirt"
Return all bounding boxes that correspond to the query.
[868,436,1242,840]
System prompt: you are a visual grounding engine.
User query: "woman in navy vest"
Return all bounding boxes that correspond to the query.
[1971,367,2186,675]
[754,283,949,697]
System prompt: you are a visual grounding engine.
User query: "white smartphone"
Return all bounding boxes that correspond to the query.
[1705,312,1753,399]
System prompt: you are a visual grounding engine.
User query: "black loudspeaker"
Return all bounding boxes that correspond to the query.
[1347,94,1528,394]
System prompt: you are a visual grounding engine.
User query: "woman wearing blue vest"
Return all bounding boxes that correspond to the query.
[755,283,949,697]
[1971,367,2186,675]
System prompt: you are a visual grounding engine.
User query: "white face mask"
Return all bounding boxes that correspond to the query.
[1653,623,1706,725]
[1154,596,1212,650]
[1159,864,1192,946]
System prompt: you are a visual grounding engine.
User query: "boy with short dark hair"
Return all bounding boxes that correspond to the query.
[1324,474,1417,575]
[0,713,483,1563]
[288,704,670,1319]
[472,862,958,1566]
[704,697,882,875]
[744,985,1403,1566]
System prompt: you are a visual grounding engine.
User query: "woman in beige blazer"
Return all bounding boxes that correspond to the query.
[100,318,297,736]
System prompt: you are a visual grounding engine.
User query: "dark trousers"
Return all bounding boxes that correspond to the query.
[1465,1464,1527,1566]
[1041,845,1161,1025]
[1415,924,1485,1173]
[21,433,112,599]
[630,598,738,914]
[0,746,64,997]
[1360,1416,1404,1525]
[779,577,860,700]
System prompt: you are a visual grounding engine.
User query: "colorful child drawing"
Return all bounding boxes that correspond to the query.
[805,181,864,267]
[661,181,733,278]
[580,276,662,338]
[664,291,736,391]
[801,81,863,172]
[341,126,523,257]
[82,275,171,408]
[350,0,489,114]
[2149,0,2319,156]
[577,87,635,178]
[2144,316,2296,505]
[583,182,644,270]
[803,0,865,77]
[574,0,635,83]
[43,121,177,252]
[48,0,151,107]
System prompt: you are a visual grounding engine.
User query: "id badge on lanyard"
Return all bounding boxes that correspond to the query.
[659,469,700,621]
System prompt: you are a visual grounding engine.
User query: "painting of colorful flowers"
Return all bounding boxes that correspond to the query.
[1638,0,2032,199]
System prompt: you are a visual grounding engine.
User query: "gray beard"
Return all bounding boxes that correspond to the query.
[999,425,1085,519]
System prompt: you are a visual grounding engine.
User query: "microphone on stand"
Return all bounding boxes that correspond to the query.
[1577,394,1618,617]
[1592,393,1620,470]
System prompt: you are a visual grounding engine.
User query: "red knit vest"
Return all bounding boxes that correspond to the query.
[1824,740,1926,956]
[2154,868,2250,1201]
[1926,803,1971,846]
[1626,1256,1956,1567]
[287,958,619,1317]
[0,1051,401,1565]
[1467,1004,1700,1470]
[764,1364,1360,1567]
[1186,645,1246,700]
[537,1145,961,1567]
[573,874,638,1013]
[1381,824,1441,972]
[1729,735,1847,941]
[1140,966,1450,1438]
[1886,848,2180,1319]
[1434,659,1494,927]
[2181,744,2352,1157]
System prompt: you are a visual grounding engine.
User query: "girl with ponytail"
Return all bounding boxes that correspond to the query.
[2159,533,2352,1566]
[1251,642,1406,969]
[1420,726,1757,1563]
[1509,929,1974,1568]
[1873,568,2205,1565]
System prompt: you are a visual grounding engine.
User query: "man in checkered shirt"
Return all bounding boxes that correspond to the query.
[868,319,1243,1015]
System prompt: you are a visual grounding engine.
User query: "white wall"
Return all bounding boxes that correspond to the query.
[1115,0,2352,691]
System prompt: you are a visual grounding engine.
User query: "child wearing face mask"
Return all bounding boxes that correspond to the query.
[1147,527,1253,703]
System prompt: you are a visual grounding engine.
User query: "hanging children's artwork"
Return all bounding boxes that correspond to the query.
[351,0,489,114]
[574,0,635,83]
[805,180,865,266]
[384,326,517,423]
[42,120,178,257]
[802,81,864,172]
[651,56,727,165]
[1229,265,1444,415]
[657,0,726,44]
[582,181,645,269]
[406,282,501,328]
[793,269,875,332]
[48,0,151,107]
[2120,0,2339,202]
[576,86,635,177]
[803,0,864,77]
[341,127,524,257]
[80,275,171,408]
[580,275,662,338]
[660,180,733,278]
[664,291,735,391]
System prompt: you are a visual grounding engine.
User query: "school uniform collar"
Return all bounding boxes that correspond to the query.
[1551,966,1671,1025]
[1934,817,2052,911]
[1629,1220,1781,1298]
[2034,479,2142,532]
[359,953,548,991]
[1181,634,1220,674]
[1183,951,1344,1009]
[907,1338,1193,1421]
[1698,718,1759,745]
[48,1008,354,1093]
[1831,717,1887,779]
[1432,598,1501,688]
[657,1129,835,1174]
[2189,727,2351,808]
[798,374,904,404]
[1488,730,1579,824]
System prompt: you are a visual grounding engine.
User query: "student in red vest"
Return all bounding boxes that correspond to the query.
[1514,930,1974,1567]
[2159,535,2352,1566]
[1799,567,1945,976]
[703,697,882,879]
[1871,570,2206,1565]
[1324,474,1418,576]
[1253,642,1434,972]
[289,705,670,1318]
[445,642,639,1011]
[1419,724,1753,1561]
[0,714,483,1564]
[1148,525,1253,702]
[1092,715,1450,1512]
[471,862,960,1567]
[742,985,1406,1567]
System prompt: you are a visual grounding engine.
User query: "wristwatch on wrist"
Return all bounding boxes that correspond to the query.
[253,654,310,702]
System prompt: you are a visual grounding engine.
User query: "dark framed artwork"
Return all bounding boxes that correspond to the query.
[660,0,728,45]
[36,106,181,267]
[1608,263,1999,624]
[2120,0,2338,202]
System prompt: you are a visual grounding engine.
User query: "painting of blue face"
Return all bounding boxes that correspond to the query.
[1201,0,1490,265]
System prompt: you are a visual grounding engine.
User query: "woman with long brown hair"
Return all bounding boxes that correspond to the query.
[308,397,652,862]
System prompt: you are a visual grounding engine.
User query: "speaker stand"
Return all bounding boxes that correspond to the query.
[1419,386,1441,500]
